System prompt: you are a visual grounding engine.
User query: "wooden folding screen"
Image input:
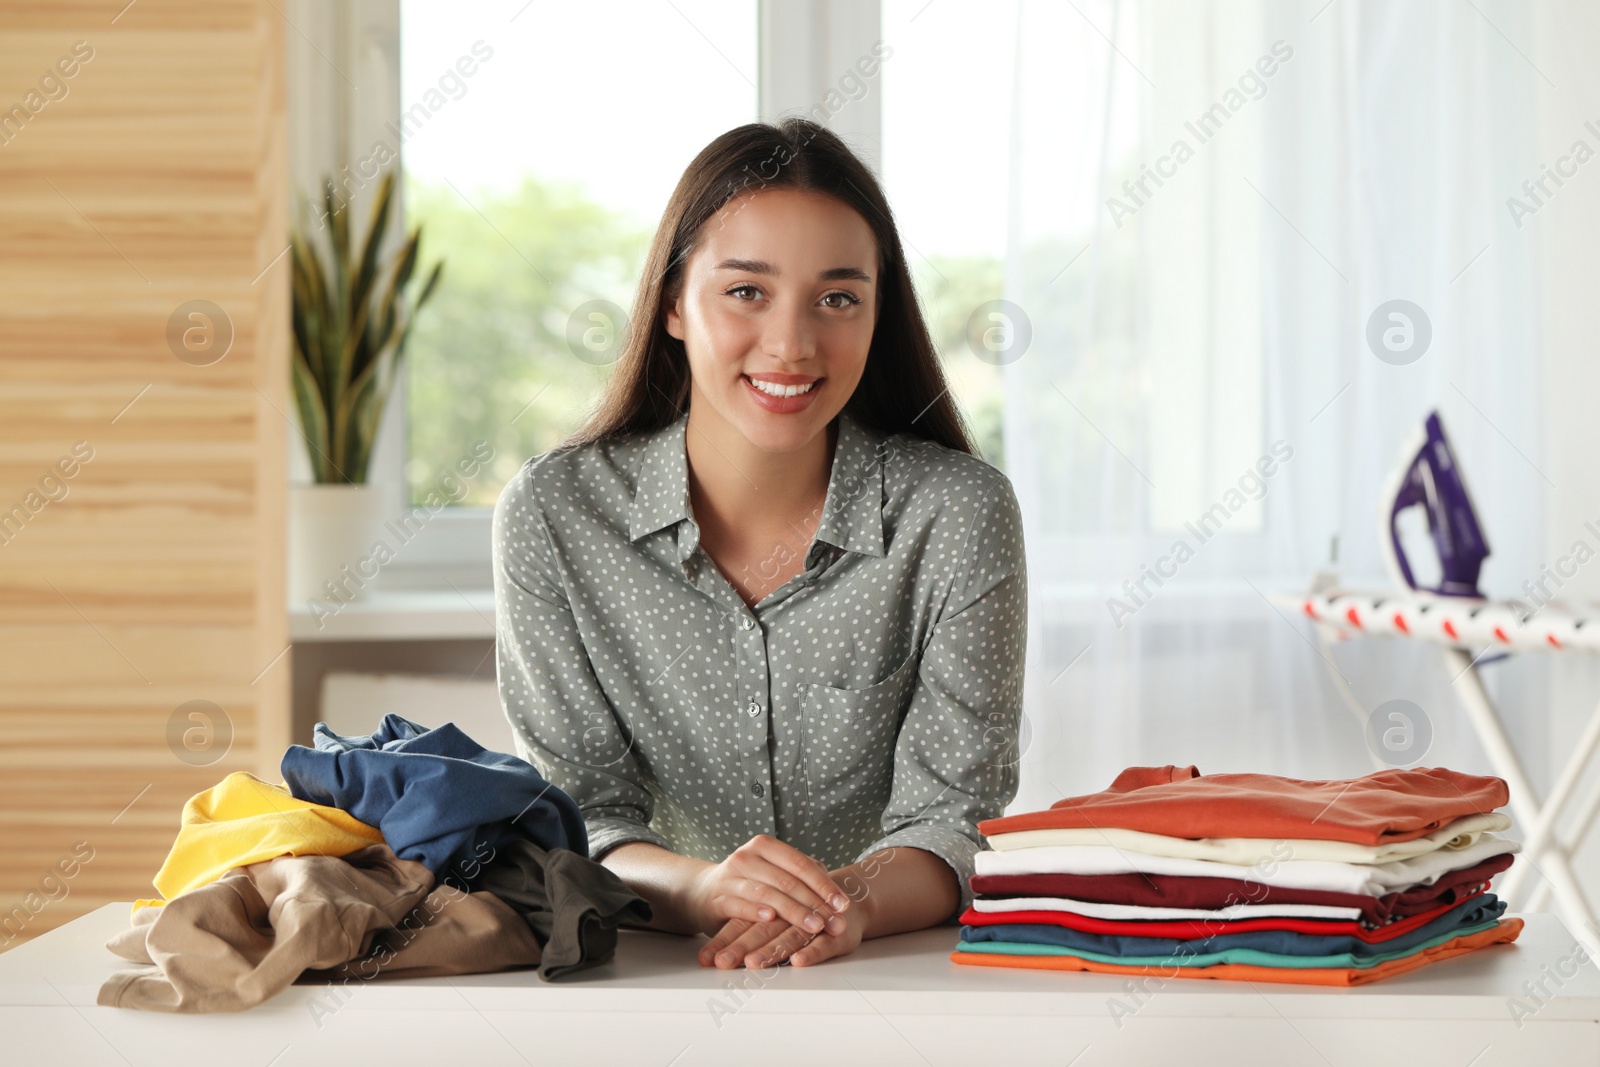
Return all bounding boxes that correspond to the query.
[0,0,289,944]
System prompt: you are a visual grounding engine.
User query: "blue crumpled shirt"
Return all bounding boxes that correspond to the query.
[280,713,588,878]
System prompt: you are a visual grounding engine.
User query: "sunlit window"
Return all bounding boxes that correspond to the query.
[399,1,758,508]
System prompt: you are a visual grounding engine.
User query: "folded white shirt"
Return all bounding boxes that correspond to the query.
[982,811,1511,866]
[970,833,1519,897]
[970,895,1364,922]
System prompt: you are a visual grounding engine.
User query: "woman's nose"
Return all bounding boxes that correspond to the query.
[759,298,816,363]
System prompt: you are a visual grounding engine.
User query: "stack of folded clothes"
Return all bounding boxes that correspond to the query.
[949,765,1524,985]
[99,714,653,1013]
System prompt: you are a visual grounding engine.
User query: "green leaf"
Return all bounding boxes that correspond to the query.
[290,344,332,482]
[288,167,446,483]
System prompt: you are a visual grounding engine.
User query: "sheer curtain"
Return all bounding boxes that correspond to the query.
[1001,0,1548,812]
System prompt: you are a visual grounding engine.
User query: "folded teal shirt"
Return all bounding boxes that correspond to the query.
[955,918,1506,969]
[960,893,1505,959]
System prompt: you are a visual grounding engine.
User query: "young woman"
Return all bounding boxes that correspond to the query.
[493,118,1027,970]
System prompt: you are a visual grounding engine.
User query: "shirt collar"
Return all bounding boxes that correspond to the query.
[627,408,888,565]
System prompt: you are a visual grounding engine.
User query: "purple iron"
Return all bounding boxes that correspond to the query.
[1379,411,1490,597]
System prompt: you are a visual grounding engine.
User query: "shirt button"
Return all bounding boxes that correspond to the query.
[742,616,754,630]
[751,781,764,797]
[746,700,760,718]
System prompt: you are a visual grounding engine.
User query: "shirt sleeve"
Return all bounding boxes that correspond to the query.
[492,463,675,862]
[853,474,1028,922]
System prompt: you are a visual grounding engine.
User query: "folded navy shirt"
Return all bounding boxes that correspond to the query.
[958,893,1507,959]
[281,714,589,877]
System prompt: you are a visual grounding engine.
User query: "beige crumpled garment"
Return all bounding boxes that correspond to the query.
[99,843,541,1012]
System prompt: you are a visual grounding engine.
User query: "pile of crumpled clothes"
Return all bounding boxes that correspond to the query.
[99,714,652,1012]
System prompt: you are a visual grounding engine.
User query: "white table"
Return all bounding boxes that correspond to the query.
[3,905,1597,1066]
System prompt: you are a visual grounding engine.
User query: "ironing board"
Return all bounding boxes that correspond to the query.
[1271,585,1600,959]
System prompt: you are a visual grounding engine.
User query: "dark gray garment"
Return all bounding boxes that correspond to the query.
[468,838,653,979]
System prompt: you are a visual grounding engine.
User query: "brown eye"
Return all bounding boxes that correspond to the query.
[820,291,861,309]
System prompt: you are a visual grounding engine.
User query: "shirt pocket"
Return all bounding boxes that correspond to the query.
[798,652,920,802]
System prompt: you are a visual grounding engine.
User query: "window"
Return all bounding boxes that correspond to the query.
[398,1,758,520]
[377,0,758,585]
[883,0,1266,552]
[314,2,894,587]
[879,0,1015,469]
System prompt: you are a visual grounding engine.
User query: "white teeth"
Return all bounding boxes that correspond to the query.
[747,376,817,398]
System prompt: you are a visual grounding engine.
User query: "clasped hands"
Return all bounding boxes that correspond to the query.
[690,834,876,969]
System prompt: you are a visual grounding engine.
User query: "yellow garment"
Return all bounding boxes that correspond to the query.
[133,772,384,914]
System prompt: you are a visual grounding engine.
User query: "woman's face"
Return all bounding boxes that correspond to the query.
[666,186,878,453]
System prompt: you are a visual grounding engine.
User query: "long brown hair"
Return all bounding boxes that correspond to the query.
[559,117,977,455]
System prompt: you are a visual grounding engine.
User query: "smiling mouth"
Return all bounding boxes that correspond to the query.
[743,375,821,398]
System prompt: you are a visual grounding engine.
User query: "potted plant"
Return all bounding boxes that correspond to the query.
[287,169,443,604]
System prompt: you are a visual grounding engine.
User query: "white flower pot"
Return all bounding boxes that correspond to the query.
[288,483,389,604]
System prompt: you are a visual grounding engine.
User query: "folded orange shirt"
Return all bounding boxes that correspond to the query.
[949,917,1523,986]
[979,765,1510,845]
[958,890,1485,943]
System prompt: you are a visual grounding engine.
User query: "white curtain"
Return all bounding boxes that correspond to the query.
[1001,0,1549,811]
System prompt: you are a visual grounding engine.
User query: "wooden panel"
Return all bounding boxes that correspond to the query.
[0,0,288,949]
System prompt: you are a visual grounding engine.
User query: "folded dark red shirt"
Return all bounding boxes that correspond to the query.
[968,853,1514,927]
[959,888,1487,942]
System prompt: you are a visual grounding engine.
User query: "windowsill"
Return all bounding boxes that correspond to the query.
[289,587,496,643]
[283,573,1358,644]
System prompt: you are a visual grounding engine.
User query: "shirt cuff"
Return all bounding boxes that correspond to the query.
[854,823,981,923]
[585,815,674,861]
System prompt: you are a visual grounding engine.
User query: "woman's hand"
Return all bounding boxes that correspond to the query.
[699,883,869,968]
[685,834,852,949]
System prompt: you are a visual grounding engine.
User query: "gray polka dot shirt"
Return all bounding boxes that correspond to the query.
[492,407,1027,920]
